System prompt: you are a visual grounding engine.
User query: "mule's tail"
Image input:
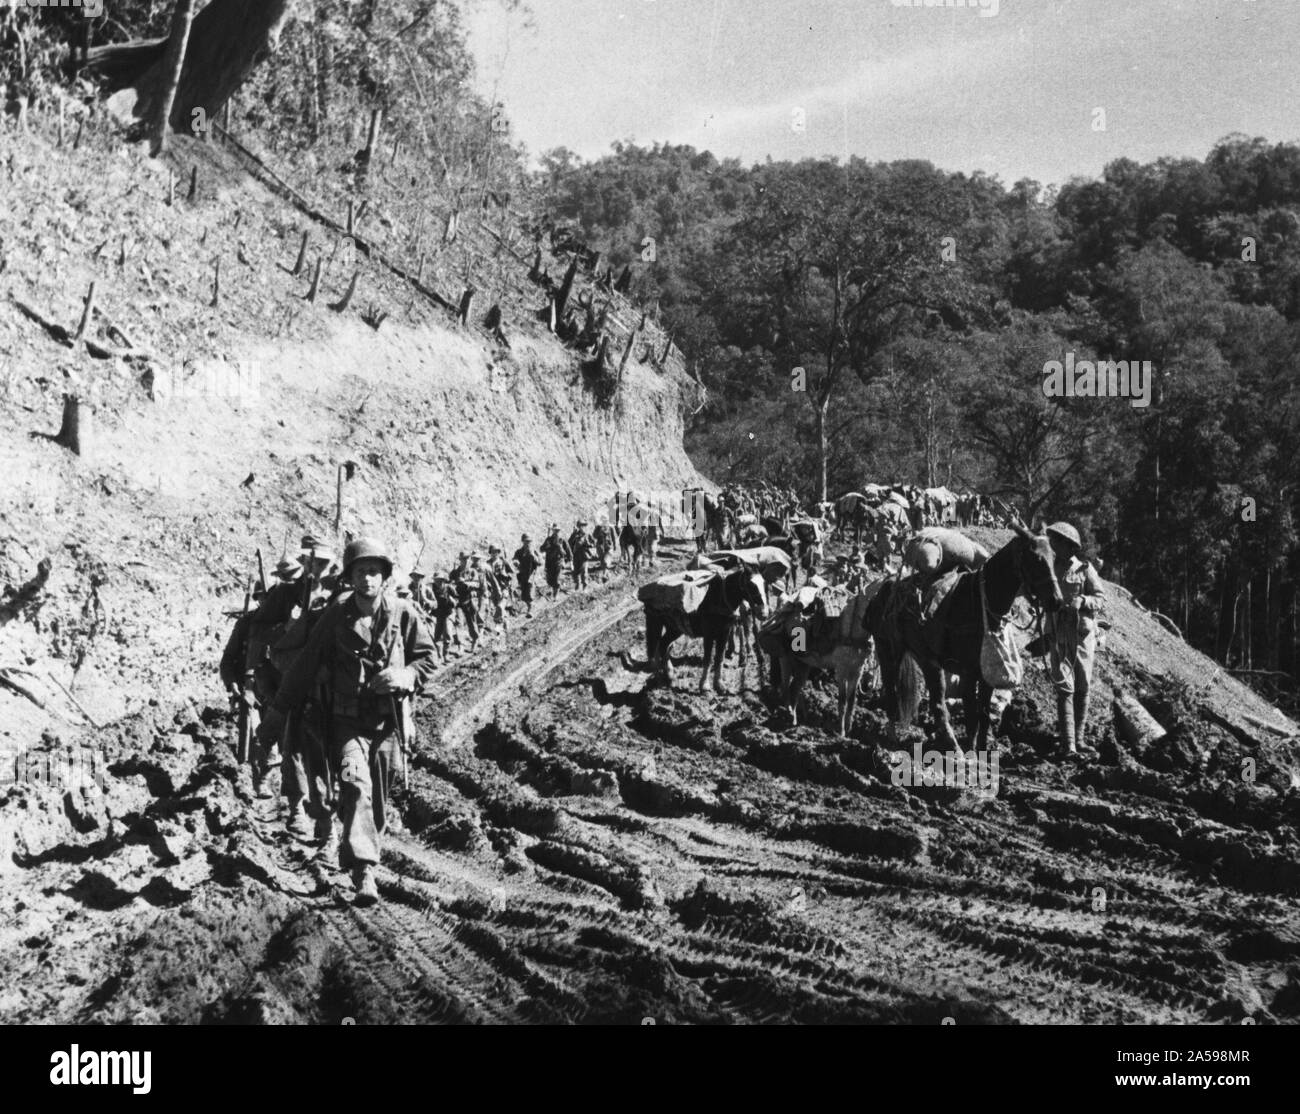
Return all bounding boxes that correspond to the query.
[644,609,660,662]
[896,650,923,727]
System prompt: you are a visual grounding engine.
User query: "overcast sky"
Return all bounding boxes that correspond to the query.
[466,0,1299,187]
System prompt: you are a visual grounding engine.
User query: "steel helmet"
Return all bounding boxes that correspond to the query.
[341,537,393,580]
[1045,522,1082,551]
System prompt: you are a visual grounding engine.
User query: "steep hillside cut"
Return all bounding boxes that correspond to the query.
[0,125,705,755]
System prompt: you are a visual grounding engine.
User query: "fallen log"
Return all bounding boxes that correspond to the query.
[1242,712,1298,738]
[1113,691,1166,747]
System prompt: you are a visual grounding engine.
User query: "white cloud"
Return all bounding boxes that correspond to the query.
[664,32,1018,152]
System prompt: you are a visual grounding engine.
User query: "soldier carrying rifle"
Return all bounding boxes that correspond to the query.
[246,536,338,840]
[260,538,436,905]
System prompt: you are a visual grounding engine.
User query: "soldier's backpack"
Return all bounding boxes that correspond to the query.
[268,593,332,677]
[428,581,454,619]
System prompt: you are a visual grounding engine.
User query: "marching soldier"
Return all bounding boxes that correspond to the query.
[451,566,480,652]
[245,537,337,835]
[569,520,593,590]
[514,534,539,617]
[429,573,456,662]
[407,566,435,621]
[262,538,436,905]
[540,523,570,600]
[482,548,509,638]
[1044,522,1106,758]
[593,522,614,578]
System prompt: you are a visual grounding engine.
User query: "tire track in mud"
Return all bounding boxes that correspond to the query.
[304,860,524,1024]
[435,594,645,749]
[460,595,1300,1023]
[217,546,1299,1025]
[228,568,667,1024]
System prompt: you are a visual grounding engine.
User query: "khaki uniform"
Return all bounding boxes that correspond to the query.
[272,592,436,870]
[1045,556,1104,694]
[1045,555,1105,751]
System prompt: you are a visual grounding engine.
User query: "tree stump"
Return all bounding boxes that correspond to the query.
[53,394,87,456]
[74,281,96,346]
[330,270,360,313]
[292,230,309,276]
[556,258,578,320]
[457,286,475,326]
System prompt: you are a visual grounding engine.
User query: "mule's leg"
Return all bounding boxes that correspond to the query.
[836,677,850,738]
[961,677,981,750]
[712,623,728,692]
[698,632,712,693]
[840,658,863,738]
[926,666,960,750]
[878,646,898,722]
[789,663,810,726]
[661,632,677,687]
[975,678,993,750]
[739,619,750,691]
[645,612,659,674]
[777,656,796,724]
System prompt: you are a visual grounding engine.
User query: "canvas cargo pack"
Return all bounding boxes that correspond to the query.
[905,527,990,577]
[637,568,718,613]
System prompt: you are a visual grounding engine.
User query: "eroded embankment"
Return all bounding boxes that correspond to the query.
[5,535,1298,1025]
[1,126,706,759]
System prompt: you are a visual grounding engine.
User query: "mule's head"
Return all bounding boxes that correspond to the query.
[736,566,769,619]
[1012,523,1064,612]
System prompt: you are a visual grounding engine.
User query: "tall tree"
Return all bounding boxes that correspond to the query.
[149,0,196,156]
[720,160,975,501]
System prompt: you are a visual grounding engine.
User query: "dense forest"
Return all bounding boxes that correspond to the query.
[3,2,1295,705]
[536,140,1300,709]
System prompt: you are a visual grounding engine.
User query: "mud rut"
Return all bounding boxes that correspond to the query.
[4,543,1298,1025]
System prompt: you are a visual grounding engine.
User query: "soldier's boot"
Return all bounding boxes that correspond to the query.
[1055,692,1076,757]
[1074,685,1091,745]
[285,798,309,836]
[1073,685,1096,758]
[352,864,379,906]
[315,813,339,863]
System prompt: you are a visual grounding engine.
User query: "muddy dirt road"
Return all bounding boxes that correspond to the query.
[2,542,1299,1025]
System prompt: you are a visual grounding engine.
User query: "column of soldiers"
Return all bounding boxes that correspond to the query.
[223,518,630,905]
[226,535,434,905]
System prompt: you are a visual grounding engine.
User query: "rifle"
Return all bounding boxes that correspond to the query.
[255,548,268,597]
[235,579,253,764]
[390,695,411,790]
[301,546,317,611]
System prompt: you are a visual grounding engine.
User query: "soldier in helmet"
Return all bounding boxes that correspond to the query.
[1043,521,1106,759]
[540,523,570,600]
[485,546,510,637]
[514,534,539,618]
[263,538,436,905]
[273,556,303,584]
[245,537,338,832]
[569,520,593,590]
